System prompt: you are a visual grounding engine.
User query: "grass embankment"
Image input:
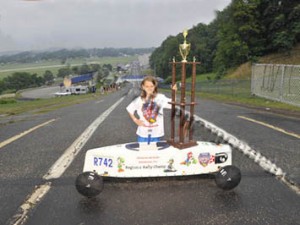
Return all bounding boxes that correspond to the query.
[0,93,101,116]
[198,92,300,113]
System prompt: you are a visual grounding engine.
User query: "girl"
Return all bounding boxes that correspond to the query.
[126,76,176,143]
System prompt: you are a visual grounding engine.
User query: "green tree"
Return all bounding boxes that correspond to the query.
[90,63,101,72]
[57,67,71,78]
[3,72,44,91]
[189,22,218,73]
[0,80,6,94]
[213,0,262,74]
[262,0,299,52]
[43,70,54,85]
[149,35,179,78]
[71,66,80,75]
[96,69,105,83]
[79,64,91,74]
[232,0,264,58]
[103,64,113,71]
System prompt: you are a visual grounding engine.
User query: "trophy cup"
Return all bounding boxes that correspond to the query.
[168,29,200,149]
[179,29,191,62]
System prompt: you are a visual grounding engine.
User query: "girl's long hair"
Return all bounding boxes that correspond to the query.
[140,76,158,99]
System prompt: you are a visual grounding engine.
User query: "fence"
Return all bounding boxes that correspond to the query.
[196,79,251,97]
[251,64,300,107]
[160,79,252,97]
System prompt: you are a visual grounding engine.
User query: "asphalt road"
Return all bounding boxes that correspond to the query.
[0,84,299,225]
[20,86,62,99]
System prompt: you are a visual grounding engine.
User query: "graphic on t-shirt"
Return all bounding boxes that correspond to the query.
[142,99,160,124]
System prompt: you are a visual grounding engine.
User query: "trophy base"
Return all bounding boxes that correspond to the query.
[167,139,198,149]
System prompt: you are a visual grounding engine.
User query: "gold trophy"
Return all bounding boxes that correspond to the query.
[179,29,191,62]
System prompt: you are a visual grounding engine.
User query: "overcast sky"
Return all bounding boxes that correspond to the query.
[0,0,231,53]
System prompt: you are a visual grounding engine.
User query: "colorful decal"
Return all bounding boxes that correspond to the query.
[215,153,228,164]
[198,153,215,167]
[117,157,125,172]
[164,158,177,172]
[142,99,159,124]
[181,152,197,166]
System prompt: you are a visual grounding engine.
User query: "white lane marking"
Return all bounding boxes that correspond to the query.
[43,96,125,180]
[194,114,284,176]
[193,114,299,194]
[95,100,104,104]
[8,183,52,225]
[9,96,125,225]
[238,115,300,139]
[0,119,56,150]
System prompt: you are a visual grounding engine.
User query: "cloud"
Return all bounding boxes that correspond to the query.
[0,30,16,53]
[0,0,231,52]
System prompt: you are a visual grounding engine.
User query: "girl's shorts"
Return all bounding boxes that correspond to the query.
[137,136,161,143]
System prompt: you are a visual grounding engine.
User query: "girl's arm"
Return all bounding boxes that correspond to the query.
[172,83,177,91]
[172,83,177,101]
[128,113,144,126]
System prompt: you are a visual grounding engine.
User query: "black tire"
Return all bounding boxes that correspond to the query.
[215,165,241,190]
[75,172,104,197]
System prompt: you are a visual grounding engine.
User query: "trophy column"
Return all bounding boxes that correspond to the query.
[168,30,200,149]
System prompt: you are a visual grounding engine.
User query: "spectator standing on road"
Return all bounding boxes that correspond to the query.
[126,76,177,143]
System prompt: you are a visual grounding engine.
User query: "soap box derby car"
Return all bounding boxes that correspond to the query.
[75,139,241,197]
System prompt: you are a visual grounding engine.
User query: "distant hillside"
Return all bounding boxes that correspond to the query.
[0,47,155,64]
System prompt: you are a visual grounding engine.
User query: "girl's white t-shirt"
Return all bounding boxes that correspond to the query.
[126,93,171,138]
